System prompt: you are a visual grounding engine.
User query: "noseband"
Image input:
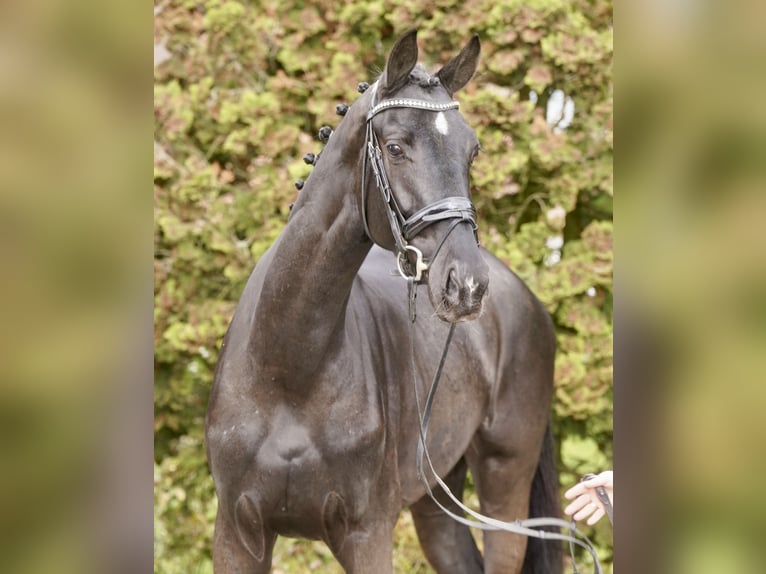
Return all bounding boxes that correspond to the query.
[361,83,479,282]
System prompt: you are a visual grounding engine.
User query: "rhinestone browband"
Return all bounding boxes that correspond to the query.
[367,98,460,120]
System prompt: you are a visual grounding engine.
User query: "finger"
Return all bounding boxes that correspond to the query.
[580,480,613,505]
[586,506,605,526]
[582,471,613,488]
[564,483,587,499]
[572,505,593,522]
[581,477,607,488]
[573,502,599,522]
[564,495,592,516]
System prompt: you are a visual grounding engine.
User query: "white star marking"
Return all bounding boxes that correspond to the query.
[435,111,449,135]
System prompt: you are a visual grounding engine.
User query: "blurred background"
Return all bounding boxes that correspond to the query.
[0,0,763,573]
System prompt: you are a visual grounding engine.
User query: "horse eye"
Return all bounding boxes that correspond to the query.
[386,143,404,157]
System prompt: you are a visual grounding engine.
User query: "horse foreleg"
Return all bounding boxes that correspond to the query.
[410,457,483,574]
[212,496,276,574]
[467,451,538,574]
[330,520,394,574]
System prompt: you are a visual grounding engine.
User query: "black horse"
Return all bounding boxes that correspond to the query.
[206,30,561,573]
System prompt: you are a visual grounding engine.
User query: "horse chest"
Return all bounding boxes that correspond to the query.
[257,385,385,465]
[226,369,388,535]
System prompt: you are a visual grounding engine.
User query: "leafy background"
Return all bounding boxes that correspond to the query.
[154,0,613,571]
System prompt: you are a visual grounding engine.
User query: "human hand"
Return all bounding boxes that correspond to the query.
[564,470,613,526]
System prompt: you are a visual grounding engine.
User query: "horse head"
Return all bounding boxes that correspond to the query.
[362,30,489,323]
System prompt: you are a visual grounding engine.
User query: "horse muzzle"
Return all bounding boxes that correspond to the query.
[431,258,489,323]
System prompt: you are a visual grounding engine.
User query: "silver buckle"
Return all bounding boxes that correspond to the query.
[396,245,429,282]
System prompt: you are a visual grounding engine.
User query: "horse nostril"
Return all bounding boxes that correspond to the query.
[471,277,488,301]
[446,268,459,298]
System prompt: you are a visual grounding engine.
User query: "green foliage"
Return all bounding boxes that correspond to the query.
[155,0,612,571]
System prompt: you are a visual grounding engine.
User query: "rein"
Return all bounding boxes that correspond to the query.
[405,285,604,574]
[407,284,603,574]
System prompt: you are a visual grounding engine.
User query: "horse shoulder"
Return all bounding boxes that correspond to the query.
[482,249,555,346]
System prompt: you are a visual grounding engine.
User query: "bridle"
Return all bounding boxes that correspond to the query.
[361,82,479,283]
[360,83,607,572]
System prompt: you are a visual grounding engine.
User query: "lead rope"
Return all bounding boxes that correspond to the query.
[406,280,603,573]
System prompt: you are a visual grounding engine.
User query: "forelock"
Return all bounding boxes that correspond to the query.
[408,64,441,89]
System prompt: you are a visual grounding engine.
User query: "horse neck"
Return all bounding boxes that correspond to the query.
[251,93,373,379]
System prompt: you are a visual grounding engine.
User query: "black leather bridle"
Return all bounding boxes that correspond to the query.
[361,82,479,282]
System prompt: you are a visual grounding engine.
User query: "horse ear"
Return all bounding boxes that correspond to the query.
[436,34,481,96]
[380,29,419,97]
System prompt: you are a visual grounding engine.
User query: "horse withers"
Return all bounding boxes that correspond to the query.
[205,30,561,573]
